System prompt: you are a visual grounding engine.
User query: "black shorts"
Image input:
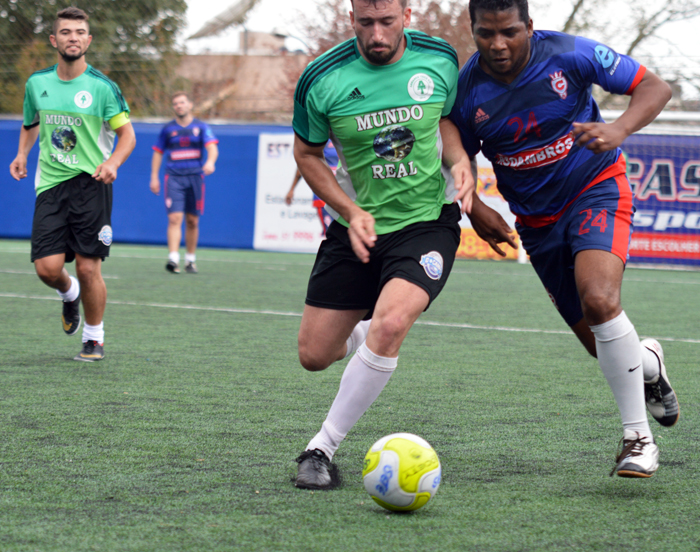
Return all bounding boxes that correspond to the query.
[306,203,461,317]
[31,173,113,263]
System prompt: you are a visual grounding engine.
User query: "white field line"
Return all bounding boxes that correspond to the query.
[0,269,119,279]
[2,291,699,345]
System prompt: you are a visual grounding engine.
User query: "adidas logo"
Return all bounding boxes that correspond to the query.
[475,108,489,124]
[346,87,365,101]
[41,90,48,98]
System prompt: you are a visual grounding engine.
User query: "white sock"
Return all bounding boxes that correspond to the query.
[57,275,80,302]
[344,320,371,359]
[307,343,397,460]
[83,322,104,344]
[640,344,661,382]
[185,253,196,264]
[169,251,180,264]
[590,311,652,439]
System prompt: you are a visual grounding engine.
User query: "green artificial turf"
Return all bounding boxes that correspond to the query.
[1,239,699,551]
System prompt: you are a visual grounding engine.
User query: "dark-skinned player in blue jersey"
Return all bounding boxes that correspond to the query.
[442,0,677,478]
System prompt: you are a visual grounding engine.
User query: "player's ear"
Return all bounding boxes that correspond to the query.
[527,18,533,37]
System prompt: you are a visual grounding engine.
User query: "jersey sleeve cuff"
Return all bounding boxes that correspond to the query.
[204,139,219,146]
[23,122,39,130]
[152,146,164,153]
[108,111,131,130]
[626,66,646,95]
[294,131,328,148]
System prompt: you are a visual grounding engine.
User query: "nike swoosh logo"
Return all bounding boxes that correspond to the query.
[628,364,641,372]
[62,317,72,331]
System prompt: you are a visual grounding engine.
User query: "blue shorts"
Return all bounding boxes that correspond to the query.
[516,172,634,327]
[164,173,205,216]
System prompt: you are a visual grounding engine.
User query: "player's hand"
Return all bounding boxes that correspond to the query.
[9,156,28,181]
[572,122,626,154]
[285,189,294,205]
[93,160,119,184]
[468,198,518,257]
[150,177,160,195]
[347,207,377,264]
[202,162,216,176]
[451,158,475,215]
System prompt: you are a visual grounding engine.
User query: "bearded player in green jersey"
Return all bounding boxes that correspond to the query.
[292,0,474,489]
[9,7,136,362]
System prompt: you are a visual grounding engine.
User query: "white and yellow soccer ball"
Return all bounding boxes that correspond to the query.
[362,433,441,512]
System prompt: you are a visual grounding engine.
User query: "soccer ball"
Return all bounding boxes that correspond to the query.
[362,433,441,512]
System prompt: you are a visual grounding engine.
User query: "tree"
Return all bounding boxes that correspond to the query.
[0,0,188,115]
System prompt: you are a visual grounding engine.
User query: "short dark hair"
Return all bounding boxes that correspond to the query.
[53,7,89,35]
[171,91,190,102]
[351,0,409,9]
[469,0,529,27]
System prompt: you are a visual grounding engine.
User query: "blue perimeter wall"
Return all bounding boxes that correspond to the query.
[0,119,293,250]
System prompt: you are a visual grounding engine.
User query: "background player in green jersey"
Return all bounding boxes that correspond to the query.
[292,0,474,489]
[9,7,136,362]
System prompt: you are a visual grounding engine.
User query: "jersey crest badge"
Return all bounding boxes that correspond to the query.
[549,72,568,100]
[420,251,444,280]
[170,130,178,137]
[193,127,200,137]
[74,91,93,108]
[98,225,113,246]
[408,73,435,102]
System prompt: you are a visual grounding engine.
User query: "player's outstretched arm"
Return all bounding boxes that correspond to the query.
[439,118,474,214]
[294,135,376,263]
[94,122,136,184]
[286,169,302,205]
[9,125,39,181]
[572,70,672,154]
[468,194,518,257]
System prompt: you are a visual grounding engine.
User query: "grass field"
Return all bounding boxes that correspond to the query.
[1,238,699,552]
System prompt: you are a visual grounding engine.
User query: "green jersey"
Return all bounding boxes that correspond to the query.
[293,30,459,234]
[23,64,130,196]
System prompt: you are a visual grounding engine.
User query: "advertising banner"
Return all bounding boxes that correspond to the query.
[253,133,325,253]
[624,133,700,266]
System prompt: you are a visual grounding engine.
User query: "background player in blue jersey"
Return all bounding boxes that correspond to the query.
[285,140,338,235]
[446,0,676,478]
[150,92,219,274]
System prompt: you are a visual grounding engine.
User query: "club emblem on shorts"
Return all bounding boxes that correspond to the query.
[550,71,568,100]
[373,125,416,162]
[408,73,435,102]
[98,225,113,246]
[74,91,93,108]
[420,251,444,280]
[51,126,77,152]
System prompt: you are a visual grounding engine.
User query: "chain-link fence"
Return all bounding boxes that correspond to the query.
[0,0,188,118]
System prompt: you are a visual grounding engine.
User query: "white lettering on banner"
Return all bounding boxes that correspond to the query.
[634,210,700,231]
[44,114,83,126]
[495,133,574,170]
[355,105,424,132]
[266,142,293,158]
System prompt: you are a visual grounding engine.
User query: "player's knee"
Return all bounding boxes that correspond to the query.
[297,336,332,372]
[75,261,98,284]
[580,289,620,326]
[35,265,62,286]
[371,312,409,350]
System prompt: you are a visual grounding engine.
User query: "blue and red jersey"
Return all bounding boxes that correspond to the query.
[449,31,645,224]
[153,118,218,176]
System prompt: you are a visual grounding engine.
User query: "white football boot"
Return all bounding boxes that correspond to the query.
[610,430,659,478]
[642,339,680,427]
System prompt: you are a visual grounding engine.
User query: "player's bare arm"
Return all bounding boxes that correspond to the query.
[294,136,376,263]
[467,194,518,257]
[9,125,40,181]
[202,142,218,175]
[439,118,475,215]
[93,122,136,184]
[286,169,302,205]
[572,70,672,153]
[150,150,162,195]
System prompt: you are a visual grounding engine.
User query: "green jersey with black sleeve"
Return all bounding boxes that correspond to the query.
[22,64,131,196]
[293,30,459,235]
